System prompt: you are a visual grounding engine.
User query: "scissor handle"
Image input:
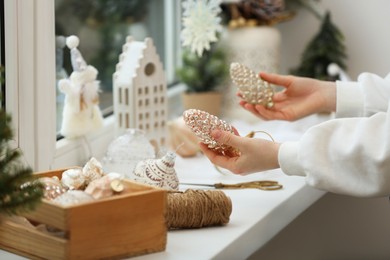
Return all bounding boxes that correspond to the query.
[214,180,282,190]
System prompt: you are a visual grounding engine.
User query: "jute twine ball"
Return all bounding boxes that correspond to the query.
[166,189,232,229]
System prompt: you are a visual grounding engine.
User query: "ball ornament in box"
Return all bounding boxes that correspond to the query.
[40,176,68,200]
[183,109,240,156]
[133,152,179,191]
[230,62,274,108]
[82,157,105,185]
[61,168,85,190]
[102,129,156,179]
[53,190,95,207]
[85,173,123,200]
[61,157,105,190]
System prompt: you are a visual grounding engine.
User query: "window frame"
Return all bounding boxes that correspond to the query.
[5,0,56,170]
[4,0,182,171]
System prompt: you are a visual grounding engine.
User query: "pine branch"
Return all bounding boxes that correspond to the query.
[0,78,44,216]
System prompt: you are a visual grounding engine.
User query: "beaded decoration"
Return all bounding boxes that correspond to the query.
[230,62,274,108]
[183,109,240,156]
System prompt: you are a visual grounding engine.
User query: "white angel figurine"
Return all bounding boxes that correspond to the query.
[58,35,104,139]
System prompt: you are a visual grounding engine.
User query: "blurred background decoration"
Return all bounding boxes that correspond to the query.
[290,11,347,81]
[55,0,165,134]
[176,46,229,94]
[56,0,151,92]
[219,0,292,121]
[177,0,229,116]
[220,0,295,28]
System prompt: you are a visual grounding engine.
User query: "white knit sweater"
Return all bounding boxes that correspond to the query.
[278,72,390,197]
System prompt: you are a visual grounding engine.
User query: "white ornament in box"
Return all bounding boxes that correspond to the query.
[102,129,156,179]
[113,36,168,147]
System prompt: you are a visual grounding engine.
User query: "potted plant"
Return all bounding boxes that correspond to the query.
[177,44,228,116]
[177,0,229,116]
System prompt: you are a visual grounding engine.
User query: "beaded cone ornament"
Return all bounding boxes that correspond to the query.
[183,109,240,156]
[230,62,274,108]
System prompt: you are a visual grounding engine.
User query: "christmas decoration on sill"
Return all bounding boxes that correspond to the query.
[61,157,105,191]
[230,62,274,108]
[177,0,229,116]
[133,151,180,191]
[0,67,44,215]
[167,116,200,158]
[113,37,168,147]
[39,158,125,206]
[290,11,348,81]
[58,35,104,139]
[102,129,156,180]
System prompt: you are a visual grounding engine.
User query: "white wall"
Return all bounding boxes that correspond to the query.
[277,0,390,79]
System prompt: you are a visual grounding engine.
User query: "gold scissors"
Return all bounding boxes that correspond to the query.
[180,180,283,191]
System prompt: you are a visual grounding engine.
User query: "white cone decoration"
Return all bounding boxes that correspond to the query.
[230,62,274,108]
[133,152,179,191]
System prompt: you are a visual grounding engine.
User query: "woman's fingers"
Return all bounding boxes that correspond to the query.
[259,72,293,88]
[199,143,241,172]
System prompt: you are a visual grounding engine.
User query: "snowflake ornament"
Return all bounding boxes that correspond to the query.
[181,0,223,56]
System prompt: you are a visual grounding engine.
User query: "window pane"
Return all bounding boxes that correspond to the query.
[55,0,167,133]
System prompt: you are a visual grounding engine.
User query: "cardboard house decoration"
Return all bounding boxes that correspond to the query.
[113,37,167,146]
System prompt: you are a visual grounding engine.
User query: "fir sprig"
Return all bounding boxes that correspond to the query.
[0,66,44,216]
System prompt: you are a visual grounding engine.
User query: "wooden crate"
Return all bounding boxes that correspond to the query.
[0,168,167,259]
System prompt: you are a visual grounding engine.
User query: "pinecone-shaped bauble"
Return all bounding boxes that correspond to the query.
[183,109,240,156]
[230,62,274,108]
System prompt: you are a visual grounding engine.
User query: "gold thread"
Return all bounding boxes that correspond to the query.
[246,130,275,142]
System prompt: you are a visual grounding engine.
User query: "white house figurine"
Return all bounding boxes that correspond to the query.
[113,37,168,147]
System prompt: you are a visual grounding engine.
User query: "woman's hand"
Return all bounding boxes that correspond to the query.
[239,72,337,121]
[199,129,280,175]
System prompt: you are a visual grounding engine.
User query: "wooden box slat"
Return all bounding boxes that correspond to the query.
[0,219,68,259]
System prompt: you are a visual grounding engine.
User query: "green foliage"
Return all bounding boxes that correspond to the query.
[290,11,347,81]
[0,67,44,216]
[176,45,229,93]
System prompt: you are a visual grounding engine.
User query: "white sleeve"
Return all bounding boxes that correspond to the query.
[336,72,390,117]
[278,73,390,197]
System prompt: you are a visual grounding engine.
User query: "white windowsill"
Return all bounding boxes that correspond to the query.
[0,113,330,259]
